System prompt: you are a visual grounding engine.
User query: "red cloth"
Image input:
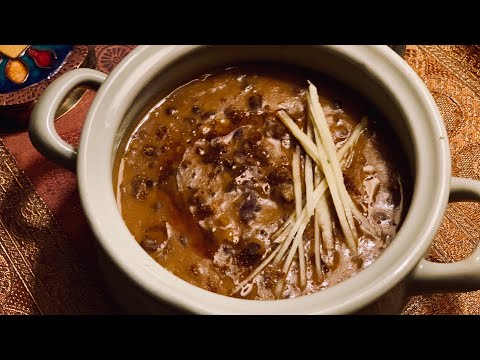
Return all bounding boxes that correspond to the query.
[2,91,97,269]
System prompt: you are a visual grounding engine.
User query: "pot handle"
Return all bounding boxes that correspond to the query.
[29,69,107,172]
[408,177,480,294]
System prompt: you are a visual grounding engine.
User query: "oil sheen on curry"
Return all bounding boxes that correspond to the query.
[113,64,410,300]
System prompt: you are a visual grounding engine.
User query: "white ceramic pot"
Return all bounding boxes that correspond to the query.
[29,45,480,314]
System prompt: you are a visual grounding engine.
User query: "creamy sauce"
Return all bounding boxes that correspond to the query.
[113,64,411,300]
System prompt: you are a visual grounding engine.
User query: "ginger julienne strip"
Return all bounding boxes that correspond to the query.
[235,109,370,297]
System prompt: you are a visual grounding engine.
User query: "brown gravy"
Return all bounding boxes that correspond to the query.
[113,64,411,300]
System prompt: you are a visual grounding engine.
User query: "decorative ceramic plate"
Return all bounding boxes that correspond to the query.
[0,45,95,130]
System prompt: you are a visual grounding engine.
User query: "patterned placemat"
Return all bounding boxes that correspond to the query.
[402,46,480,314]
[0,45,479,314]
[0,45,136,314]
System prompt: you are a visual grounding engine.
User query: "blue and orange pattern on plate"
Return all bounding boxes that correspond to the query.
[0,45,73,94]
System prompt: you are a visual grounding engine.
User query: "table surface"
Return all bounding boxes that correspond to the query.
[0,45,479,315]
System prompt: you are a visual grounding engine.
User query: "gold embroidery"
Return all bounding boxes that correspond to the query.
[0,139,111,314]
[402,46,480,315]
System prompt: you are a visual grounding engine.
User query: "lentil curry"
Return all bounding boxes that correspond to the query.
[113,64,411,300]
